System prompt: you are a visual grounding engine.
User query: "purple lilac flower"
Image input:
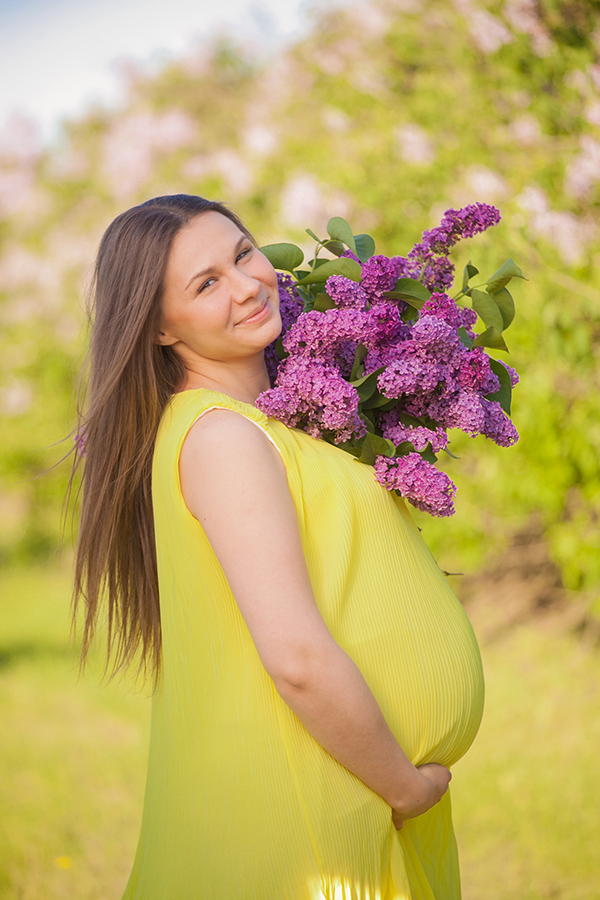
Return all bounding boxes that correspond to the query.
[283,308,368,363]
[456,346,499,394]
[410,315,462,363]
[425,204,501,249]
[264,274,304,384]
[378,353,448,397]
[481,399,519,446]
[258,204,518,517]
[498,360,520,387]
[363,303,408,348]
[392,253,454,292]
[457,305,478,335]
[335,340,358,380]
[340,248,362,264]
[277,273,304,327]
[403,203,501,292]
[360,255,402,301]
[380,409,448,452]
[363,343,406,375]
[325,275,369,309]
[374,453,457,517]
[256,356,366,444]
[428,390,486,435]
[420,292,461,328]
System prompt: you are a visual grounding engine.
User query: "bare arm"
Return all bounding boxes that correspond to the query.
[179,410,450,825]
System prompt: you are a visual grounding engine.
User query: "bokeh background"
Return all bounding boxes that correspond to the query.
[1,0,599,897]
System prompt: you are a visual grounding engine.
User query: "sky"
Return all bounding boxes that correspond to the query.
[0,0,336,144]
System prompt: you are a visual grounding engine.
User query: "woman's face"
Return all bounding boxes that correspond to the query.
[158,211,281,365]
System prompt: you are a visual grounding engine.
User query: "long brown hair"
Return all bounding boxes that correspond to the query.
[71,194,253,680]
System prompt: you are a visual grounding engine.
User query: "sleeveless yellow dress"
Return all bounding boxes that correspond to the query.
[122,388,484,900]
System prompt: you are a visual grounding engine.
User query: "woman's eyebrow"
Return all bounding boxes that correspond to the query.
[185,235,247,290]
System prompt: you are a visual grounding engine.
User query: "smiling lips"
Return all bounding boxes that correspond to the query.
[237,300,270,325]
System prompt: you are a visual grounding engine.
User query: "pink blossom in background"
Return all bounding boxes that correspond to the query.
[102,109,196,198]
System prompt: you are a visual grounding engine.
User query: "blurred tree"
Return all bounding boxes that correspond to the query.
[0,0,597,615]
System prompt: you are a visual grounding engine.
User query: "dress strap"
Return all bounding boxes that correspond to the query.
[191,404,282,458]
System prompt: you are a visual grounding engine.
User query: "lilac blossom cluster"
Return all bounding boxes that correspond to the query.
[263,274,303,384]
[374,454,457,518]
[393,203,502,292]
[257,203,518,517]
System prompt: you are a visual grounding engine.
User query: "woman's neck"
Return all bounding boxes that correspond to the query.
[177,354,271,405]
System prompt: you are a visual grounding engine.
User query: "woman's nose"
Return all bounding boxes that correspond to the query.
[230,268,260,304]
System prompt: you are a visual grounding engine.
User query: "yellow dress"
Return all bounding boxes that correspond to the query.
[122,388,484,900]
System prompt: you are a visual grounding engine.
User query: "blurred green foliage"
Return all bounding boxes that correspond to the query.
[0,0,598,609]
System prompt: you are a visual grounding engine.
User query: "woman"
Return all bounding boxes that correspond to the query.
[73,194,484,900]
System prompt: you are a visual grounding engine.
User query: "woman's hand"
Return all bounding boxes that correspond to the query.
[391,764,452,829]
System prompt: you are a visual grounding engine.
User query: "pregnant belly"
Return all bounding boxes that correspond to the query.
[342,610,485,769]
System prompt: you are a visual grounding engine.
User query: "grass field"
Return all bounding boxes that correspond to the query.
[1,561,598,900]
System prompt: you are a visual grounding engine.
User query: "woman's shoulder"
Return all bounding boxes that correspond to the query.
[183,401,278,457]
[156,388,267,444]
[155,388,284,473]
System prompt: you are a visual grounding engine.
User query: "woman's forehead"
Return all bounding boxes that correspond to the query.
[165,212,245,289]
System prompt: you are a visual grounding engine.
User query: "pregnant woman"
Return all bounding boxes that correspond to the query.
[72,194,484,899]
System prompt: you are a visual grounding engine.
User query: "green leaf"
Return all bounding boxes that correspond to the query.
[275,337,288,361]
[395,440,416,457]
[306,257,333,270]
[443,446,461,459]
[313,292,336,311]
[419,443,438,464]
[360,409,376,433]
[305,228,321,242]
[491,286,515,329]
[350,344,367,381]
[485,258,526,293]
[462,261,479,292]
[295,285,312,311]
[356,431,396,465]
[327,216,356,253]
[351,366,384,402]
[486,358,513,414]
[400,305,419,322]
[354,233,376,262]
[386,277,432,304]
[471,289,504,332]
[376,398,399,412]
[322,239,346,257]
[295,257,363,285]
[337,440,363,459]
[384,292,425,310]
[362,389,396,410]
[473,327,509,352]
[260,242,304,273]
[458,326,474,349]
[398,412,424,428]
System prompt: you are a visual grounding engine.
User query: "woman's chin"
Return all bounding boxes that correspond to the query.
[261,313,283,348]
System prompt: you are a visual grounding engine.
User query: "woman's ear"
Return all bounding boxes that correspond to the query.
[155,329,178,346]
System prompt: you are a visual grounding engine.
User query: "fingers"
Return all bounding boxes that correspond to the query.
[391,812,404,830]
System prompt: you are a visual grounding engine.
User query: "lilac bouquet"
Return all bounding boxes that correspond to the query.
[256,204,523,517]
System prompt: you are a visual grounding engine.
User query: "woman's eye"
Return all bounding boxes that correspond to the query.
[197,278,216,294]
[237,247,252,262]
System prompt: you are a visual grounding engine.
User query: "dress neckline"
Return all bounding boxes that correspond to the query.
[171,387,261,411]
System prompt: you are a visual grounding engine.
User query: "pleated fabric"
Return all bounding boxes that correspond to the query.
[121,389,485,900]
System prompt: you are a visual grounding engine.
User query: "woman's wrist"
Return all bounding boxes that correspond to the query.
[382,761,423,811]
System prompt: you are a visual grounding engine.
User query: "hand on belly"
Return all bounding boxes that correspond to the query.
[390,763,452,830]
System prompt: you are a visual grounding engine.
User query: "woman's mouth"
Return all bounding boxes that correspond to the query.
[237,301,270,325]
